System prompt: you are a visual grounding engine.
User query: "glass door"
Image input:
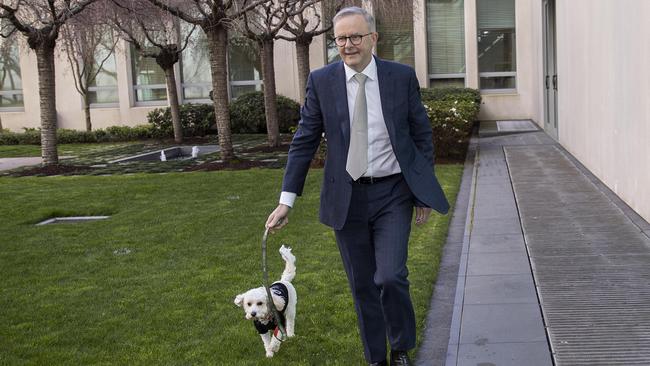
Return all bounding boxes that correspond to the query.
[543,0,558,140]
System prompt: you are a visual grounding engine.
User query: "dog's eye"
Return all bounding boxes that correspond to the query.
[247,302,251,306]
[257,301,263,306]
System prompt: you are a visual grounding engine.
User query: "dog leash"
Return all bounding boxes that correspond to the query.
[261,227,287,341]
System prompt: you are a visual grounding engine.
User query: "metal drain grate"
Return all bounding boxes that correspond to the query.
[505,145,650,366]
[496,119,539,132]
[36,216,110,225]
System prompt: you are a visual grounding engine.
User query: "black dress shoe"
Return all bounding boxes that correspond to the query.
[369,360,387,366]
[390,350,412,366]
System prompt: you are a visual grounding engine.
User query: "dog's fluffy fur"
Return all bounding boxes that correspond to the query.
[234,245,297,358]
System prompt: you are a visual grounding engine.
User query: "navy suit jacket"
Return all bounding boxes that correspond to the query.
[282,57,450,230]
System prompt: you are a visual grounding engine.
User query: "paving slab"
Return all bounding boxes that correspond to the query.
[468,234,526,254]
[463,274,537,305]
[458,303,548,344]
[457,342,552,366]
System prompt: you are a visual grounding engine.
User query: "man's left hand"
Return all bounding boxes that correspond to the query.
[415,207,432,226]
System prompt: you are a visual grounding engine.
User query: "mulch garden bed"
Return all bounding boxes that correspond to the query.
[10,164,94,177]
[241,143,291,154]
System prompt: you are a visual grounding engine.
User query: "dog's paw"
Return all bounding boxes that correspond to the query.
[287,330,295,337]
[266,351,274,358]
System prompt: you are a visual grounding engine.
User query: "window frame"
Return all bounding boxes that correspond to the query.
[425,0,467,88]
[0,41,25,112]
[476,0,517,93]
[0,90,24,112]
[179,22,212,104]
[128,44,168,107]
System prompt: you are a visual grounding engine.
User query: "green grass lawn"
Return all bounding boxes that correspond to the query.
[0,166,463,365]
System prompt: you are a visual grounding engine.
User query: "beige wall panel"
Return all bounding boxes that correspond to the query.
[464,0,478,89]
[274,39,299,101]
[556,0,650,221]
[309,32,326,71]
[413,0,428,87]
[55,50,85,129]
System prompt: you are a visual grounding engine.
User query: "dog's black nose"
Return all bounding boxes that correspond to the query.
[251,311,257,317]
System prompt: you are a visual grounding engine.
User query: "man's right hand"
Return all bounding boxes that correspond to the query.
[265,204,291,231]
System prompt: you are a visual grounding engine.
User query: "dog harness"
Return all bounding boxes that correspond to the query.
[253,282,288,336]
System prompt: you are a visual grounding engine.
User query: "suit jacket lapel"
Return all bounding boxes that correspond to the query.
[376,58,396,142]
[331,62,351,151]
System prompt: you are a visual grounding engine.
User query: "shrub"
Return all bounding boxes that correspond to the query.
[57,129,98,144]
[421,87,481,160]
[0,125,156,145]
[102,125,153,141]
[229,91,300,134]
[147,103,215,138]
[421,87,482,105]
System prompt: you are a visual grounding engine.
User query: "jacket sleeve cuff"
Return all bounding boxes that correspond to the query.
[279,191,297,208]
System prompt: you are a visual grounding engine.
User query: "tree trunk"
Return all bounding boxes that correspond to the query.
[35,45,59,166]
[83,93,92,131]
[260,39,280,147]
[205,25,234,161]
[0,115,3,131]
[163,66,183,144]
[295,40,311,105]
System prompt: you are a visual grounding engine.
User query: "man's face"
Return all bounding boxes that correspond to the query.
[333,14,378,72]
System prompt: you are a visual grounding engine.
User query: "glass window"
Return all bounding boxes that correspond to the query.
[375,2,415,67]
[228,37,262,100]
[477,0,516,90]
[0,41,24,109]
[180,24,211,101]
[131,44,167,103]
[89,32,118,105]
[427,0,466,88]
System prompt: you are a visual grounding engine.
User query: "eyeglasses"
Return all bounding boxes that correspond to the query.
[334,33,373,47]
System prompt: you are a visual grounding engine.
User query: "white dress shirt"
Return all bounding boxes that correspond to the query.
[280,58,400,208]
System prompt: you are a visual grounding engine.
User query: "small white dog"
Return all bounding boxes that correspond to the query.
[234,245,297,358]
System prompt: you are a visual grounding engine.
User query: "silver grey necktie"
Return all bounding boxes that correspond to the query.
[346,73,368,180]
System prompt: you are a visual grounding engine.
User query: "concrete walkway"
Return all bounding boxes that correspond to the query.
[0,157,43,171]
[417,126,650,365]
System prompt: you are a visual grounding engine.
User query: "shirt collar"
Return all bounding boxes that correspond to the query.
[344,57,377,83]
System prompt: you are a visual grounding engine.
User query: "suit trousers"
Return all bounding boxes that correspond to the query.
[334,174,416,363]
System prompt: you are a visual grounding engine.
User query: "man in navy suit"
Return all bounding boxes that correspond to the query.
[266,7,449,366]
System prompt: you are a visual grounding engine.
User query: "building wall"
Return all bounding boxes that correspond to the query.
[3,2,545,130]
[1,37,321,132]
[556,0,650,222]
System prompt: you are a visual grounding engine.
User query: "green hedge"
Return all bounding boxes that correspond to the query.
[147,103,215,138]
[229,91,300,134]
[0,126,155,145]
[421,87,482,105]
[421,87,481,160]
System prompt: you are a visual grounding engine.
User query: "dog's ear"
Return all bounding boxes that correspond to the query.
[234,294,245,307]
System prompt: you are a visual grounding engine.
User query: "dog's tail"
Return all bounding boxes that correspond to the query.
[279,245,296,283]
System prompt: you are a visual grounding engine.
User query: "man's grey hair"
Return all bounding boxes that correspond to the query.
[332,7,376,33]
